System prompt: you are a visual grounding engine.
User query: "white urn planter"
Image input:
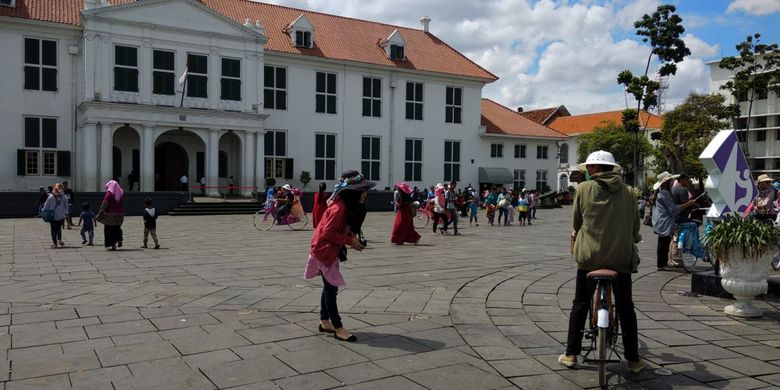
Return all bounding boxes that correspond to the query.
[720,251,769,318]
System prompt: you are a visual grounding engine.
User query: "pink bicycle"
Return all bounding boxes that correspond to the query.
[253,199,308,231]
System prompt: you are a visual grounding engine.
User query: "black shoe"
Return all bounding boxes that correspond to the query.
[118,241,123,248]
[154,245,160,249]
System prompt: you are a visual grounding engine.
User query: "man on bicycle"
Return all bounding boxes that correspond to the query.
[559,150,645,373]
[276,184,295,220]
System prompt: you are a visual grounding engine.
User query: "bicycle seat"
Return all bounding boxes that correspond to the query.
[587,269,618,280]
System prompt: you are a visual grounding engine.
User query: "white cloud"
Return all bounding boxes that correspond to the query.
[727,0,780,15]
[264,0,715,114]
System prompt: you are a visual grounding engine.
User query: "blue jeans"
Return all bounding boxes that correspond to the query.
[80,226,94,243]
[320,275,342,328]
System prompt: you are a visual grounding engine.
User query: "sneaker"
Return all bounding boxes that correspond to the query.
[81,240,87,245]
[87,242,94,246]
[558,354,577,368]
[58,241,65,246]
[141,245,148,248]
[154,244,160,249]
[628,359,646,373]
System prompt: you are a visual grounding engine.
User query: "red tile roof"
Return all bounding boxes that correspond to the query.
[549,110,663,135]
[0,0,497,81]
[481,99,566,139]
[517,106,571,125]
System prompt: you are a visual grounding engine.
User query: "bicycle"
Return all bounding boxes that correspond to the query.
[413,201,433,229]
[582,269,621,389]
[677,220,709,272]
[253,199,308,231]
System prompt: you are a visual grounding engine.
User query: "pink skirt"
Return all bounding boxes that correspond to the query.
[304,254,345,287]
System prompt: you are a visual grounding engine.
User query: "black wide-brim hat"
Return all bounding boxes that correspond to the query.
[338,170,376,191]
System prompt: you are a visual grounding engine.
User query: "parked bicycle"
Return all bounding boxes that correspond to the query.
[253,198,308,231]
[582,269,621,388]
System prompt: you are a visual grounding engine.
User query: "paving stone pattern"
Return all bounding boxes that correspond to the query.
[1,208,779,389]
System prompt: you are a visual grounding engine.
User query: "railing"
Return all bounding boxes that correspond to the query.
[190,185,257,203]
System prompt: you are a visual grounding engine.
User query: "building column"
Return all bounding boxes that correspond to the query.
[141,125,155,192]
[81,123,98,191]
[207,128,220,197]
[242,131,255,197]
[255,131,266,194]
[99,122,113,186]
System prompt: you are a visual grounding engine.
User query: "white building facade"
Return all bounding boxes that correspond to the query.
[1,0,496,194]
[710,60,780,178]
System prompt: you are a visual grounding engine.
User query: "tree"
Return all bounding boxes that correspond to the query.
[652,93,736,186]
[617,4,690,185]
[576,118,653,179]
[299,171,311,190]
[718,33,780,151]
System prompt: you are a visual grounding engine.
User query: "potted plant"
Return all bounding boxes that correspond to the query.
[703,214,778,317]
[299,171,311,190]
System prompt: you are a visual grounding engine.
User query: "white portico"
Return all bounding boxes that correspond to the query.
[77,0,267,196]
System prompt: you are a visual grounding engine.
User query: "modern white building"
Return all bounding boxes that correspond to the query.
[1,0,497,195]
[710,59,780,178]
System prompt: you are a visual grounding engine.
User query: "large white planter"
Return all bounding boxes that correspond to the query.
[720,252,769,318]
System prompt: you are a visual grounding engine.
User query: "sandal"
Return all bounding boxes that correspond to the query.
[318,324,336,334]
[334,333,357,342]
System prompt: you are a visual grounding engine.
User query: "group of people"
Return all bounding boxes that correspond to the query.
[482,187,539,226]
[39,180,160,250]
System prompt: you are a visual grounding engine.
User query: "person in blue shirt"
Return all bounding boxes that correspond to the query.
[78,203,96,246]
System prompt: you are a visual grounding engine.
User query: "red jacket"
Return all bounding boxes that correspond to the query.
[312,192,328,229]
[310,199,353,266]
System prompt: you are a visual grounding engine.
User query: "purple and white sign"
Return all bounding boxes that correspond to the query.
[700,130,757,217]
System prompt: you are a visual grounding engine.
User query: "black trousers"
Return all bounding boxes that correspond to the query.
[320,275,342,328]
[565,269,639,362]
[433,212,448,233]
[657,235,672,268]
[445,209,458,233]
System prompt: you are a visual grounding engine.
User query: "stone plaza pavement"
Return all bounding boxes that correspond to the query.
[1,207,780,389]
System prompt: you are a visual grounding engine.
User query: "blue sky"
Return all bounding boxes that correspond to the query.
[270,0,780,113]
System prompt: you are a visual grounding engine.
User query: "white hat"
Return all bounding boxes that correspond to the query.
[435,183,444,189]
[282,184,292,190]
[577,150,621,172]
[652,171,679,191]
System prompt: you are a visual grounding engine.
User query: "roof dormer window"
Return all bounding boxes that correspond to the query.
[286,14,314,49]
[295,30,312,48]
[390,44,404,61]
[380,29,406,61]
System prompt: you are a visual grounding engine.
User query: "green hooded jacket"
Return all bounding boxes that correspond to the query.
[573,171,641,273]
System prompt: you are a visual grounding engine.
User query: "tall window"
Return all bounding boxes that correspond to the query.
[405,82,423,120]
[186,53,208,98]
[221,58,241,101]
[513,169,525,191]
[264,66,287,109]
[264,131,291,179]
[756,116,767,129]
[152,50,175,95]
[361,136,381,181]
[445,86,462,124]
[404,139,423,181]
[514,144,526,158]
[490,143,503,158]
[444,140,461,182]
[559,144,569,164]
[24,38,57,91]
[757,130,767,142]
[536,170,548,191]
[362,77,381,117]
[315,72,337,114]
[23,117,57,176]
[537,145,548,159]
[315,133,336,180]
[114,45,138,92]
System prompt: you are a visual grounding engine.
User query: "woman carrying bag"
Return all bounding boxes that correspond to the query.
[97,180,126,251]
[42,183,68,248]
[304,170,374,342]
[651,172,695,271]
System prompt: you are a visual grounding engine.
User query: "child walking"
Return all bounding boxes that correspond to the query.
[517,193,529,226]
[78,203,96,245]
[142,198,160,249]
[469,198,479,226]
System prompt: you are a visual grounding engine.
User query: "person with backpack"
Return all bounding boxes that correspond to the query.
[42,183,68,248]
[652,172,696,271]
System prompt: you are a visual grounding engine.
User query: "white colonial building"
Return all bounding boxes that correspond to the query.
[1,0,498,195]
[710,59,780,178]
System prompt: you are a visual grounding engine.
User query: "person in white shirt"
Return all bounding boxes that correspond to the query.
[179,175,189,192]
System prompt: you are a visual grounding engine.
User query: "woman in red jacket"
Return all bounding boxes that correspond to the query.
[304,170,374,342]
[312,182,328,229]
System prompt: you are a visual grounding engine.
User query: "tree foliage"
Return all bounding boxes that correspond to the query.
[618,4,690,113]
[652,94,735,183]
[576,114,653,173]
[718,33,780,135]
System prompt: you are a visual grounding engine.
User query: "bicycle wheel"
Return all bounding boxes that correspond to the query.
[414,212,430,229]
[597,326,607,388]
[253,210,275,231]
[680,233,698,272]
[288,213,308,230]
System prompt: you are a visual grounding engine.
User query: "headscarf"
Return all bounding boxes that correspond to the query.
[105,180,124,202]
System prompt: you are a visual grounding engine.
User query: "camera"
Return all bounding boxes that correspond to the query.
[339,231,366,263]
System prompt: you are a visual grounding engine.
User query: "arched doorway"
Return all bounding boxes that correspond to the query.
[113,125,140,190]
[155,142,188,191]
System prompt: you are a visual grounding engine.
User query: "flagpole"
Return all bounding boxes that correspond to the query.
[180,76,187,108]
